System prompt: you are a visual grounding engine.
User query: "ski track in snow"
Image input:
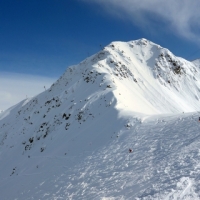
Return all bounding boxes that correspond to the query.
[1,114,200,199]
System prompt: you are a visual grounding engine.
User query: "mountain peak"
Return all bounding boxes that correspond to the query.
[33,38,200,116]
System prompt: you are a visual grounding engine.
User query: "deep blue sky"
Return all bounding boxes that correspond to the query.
[1,0,200,78]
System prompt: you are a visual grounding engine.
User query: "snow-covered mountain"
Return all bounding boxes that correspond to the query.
[1,38,200,199]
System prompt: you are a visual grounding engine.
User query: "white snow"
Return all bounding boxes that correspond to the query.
[192,59,200,68]
[1,38,200,199]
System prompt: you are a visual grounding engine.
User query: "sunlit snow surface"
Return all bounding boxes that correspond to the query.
[1,39,200,199]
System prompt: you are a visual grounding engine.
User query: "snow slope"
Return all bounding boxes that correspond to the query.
[1,38,200,199]
[192,59,200,68]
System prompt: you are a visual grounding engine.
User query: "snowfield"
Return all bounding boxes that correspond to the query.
[1,39,200,199]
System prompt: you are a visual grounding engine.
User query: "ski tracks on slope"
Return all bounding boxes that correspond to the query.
[14,113,200,200]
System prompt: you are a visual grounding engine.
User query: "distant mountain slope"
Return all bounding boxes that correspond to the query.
[1,39,200,199]
[192,58,200,68]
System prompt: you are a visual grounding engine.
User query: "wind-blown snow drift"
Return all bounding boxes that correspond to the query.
[1,39,200,199]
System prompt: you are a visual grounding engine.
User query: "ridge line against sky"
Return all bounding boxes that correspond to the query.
[1,0,200,110]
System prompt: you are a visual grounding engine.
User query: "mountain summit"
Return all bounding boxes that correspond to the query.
[1,39,200,199]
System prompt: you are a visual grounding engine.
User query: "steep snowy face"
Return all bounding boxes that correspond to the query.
[43,38,200,116]
[74,38,200,114]
[112,39,200,113]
